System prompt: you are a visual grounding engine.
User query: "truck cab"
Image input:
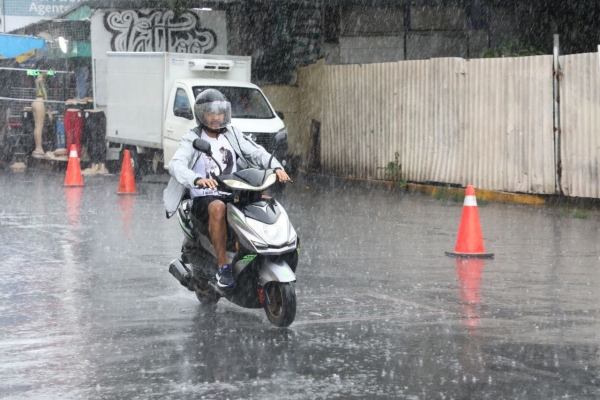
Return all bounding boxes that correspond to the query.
[164,79,288,170]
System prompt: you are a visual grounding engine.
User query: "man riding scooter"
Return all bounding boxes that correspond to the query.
[163,89,291,288]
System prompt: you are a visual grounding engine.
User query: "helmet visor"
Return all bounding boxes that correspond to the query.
[195,100,231,130]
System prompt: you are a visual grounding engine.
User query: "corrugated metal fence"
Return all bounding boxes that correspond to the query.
[298,52,600,198]
[559,53,600,198]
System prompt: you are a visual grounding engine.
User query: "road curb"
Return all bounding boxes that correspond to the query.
[406,183,546,205]
[297,167,546,205]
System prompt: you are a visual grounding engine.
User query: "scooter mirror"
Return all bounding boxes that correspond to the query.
[273,131,287,146]
[193,138,212,156]
[267,131,288,170]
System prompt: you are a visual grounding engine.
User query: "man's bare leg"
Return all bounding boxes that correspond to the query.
[208,200,228,267]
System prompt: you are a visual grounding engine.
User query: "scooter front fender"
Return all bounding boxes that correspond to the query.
[258,259,296,286]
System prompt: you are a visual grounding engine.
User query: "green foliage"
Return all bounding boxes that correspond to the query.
[433,188,463,202]
[432,187,488,205]
[572,209,590,219]
[378,151,406,187]
[481,40,545,58]
[558,207,590,219]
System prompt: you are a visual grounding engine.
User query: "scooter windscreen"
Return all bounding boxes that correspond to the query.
[218,168,277,191]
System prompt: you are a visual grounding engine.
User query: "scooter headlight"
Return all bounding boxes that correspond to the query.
[246,214,290,247]
[263,224,280,241]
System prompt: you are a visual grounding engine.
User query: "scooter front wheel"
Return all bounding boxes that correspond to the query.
[263,282,296,327]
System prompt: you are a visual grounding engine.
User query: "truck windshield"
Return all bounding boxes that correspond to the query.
[192,87,275,119]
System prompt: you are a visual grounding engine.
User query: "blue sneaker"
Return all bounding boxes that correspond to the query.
[216,264,234,288]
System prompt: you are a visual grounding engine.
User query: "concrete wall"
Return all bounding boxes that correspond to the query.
[469,29,489,57]
[406,32,468,59]
[339,36,405,64]
[332,5,405,65]
[323,4,516,64]
[340,6,404,36]
[410,6,467,30]
[488,7,519,48]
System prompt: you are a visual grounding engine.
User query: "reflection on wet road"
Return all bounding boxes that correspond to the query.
[0,172,598,399]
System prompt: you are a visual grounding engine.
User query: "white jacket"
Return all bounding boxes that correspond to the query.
[163,125,283,215]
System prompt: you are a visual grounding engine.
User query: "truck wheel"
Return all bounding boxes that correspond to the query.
[105,160,120,174]
[120,146,148,180]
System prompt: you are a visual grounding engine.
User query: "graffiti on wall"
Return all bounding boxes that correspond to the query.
[104,10,217,53]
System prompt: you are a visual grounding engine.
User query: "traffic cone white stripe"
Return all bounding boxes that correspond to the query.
[463,195,477,207]
[69,150,78,158]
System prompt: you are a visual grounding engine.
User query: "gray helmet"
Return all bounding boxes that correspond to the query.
[194,89,231,134]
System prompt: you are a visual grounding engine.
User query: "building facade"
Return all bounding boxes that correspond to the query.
[1,0,85,33]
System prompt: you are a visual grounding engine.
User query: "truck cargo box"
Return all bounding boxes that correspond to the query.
[105,52,251,148]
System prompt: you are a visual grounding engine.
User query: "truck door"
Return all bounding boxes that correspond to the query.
[163,85,196,167]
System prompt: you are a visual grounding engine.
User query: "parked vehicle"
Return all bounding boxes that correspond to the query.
[101,52,288,175]
[168,133,298,327]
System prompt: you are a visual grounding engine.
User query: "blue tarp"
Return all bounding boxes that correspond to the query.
[0,34,46,59]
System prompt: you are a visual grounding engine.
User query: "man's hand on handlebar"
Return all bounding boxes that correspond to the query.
[195,178,219,189]
[275,169,292,183]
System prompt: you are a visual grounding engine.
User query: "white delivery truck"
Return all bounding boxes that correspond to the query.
[103,52,288,175]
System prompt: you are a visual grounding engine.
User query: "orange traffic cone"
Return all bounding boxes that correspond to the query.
[117,149,137,194]
[65,187,83,227]
[119,195,136,239]
[445,185,494,259]
[64,144,84,187]
[455,258,484,331]
[455,258,484,305]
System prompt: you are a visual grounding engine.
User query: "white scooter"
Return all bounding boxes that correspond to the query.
[169,133,299,327]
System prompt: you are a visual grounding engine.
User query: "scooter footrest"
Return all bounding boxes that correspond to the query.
[208,281,227,296]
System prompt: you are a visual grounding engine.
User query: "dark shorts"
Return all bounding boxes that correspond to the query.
[191,195,232,226]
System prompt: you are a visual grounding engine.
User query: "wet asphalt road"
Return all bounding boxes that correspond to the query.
[0,170,599,399]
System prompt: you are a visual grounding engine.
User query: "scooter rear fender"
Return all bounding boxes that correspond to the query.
[258,259,296,286]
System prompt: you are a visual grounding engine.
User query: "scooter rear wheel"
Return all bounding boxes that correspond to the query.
[195,282,220,306]
[263,282,296,327]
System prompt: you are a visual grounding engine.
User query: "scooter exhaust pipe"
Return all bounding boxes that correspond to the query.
[169,259,192,288]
